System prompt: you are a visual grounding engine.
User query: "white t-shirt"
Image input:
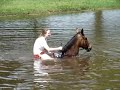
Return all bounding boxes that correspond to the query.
[33,36,49,55]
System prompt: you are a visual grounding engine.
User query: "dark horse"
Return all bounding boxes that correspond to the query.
[57,28,92,58]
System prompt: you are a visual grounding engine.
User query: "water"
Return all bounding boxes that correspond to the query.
[0,10,120,90]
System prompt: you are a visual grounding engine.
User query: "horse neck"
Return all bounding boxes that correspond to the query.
[64,42,80,56]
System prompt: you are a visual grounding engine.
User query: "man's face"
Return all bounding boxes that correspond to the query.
[46,30,51,37]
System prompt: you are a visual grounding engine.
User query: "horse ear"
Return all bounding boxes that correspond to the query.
[81,28,84,36]
[76,28,80,33]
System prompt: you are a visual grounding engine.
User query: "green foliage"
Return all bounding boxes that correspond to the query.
[0,0,120,15]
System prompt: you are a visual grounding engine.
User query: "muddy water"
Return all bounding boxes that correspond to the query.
[0,10,120,90]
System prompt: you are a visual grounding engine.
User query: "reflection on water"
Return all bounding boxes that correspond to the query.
[33,57,91,89]
[0,10,120,90]
[34,60,49,77]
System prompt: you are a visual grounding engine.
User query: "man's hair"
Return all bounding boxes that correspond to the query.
[40,28,48,36]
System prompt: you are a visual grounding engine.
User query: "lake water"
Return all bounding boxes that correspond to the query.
[0,10,120,90]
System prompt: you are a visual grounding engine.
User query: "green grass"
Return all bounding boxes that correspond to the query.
[0,0,120,16]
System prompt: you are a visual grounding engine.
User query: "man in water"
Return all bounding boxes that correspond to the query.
[33,28,62,60]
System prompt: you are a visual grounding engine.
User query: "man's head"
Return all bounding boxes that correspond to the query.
[40,28,51,37]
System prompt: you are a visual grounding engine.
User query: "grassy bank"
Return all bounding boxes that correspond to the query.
[0,0,120,16]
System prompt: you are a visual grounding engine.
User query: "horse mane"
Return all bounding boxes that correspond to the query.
[61,32,80,54]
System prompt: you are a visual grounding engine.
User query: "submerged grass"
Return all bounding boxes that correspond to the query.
[0,0,120,16]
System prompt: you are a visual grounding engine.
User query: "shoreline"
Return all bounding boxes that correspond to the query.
[0,0,120,17]
[0,8,119,18]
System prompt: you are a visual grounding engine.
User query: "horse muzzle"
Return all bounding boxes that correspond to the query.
[86,45,92,52]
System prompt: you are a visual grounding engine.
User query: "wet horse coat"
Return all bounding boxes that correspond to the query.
[59,28,92,58]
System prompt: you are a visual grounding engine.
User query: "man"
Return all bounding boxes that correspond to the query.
[33,28,62,60]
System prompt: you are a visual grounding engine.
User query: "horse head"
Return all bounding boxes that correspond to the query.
[76,28,92,52]
[60,28,92,58]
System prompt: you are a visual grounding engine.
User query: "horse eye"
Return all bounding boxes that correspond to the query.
[85,37,87,40]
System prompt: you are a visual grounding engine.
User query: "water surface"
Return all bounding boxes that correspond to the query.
[0,10,120,90]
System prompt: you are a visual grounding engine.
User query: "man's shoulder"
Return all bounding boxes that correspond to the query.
[37,36,45,41]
